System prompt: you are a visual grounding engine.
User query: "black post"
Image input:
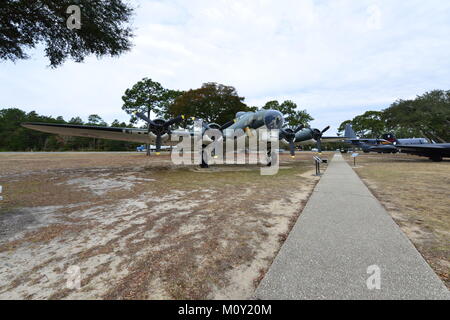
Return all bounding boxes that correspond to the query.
[200,146,209,168]
[146,109,151,156]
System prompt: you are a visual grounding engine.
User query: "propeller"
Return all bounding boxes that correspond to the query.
[133,111,184,154]
[280,125,305,158]
[312,126,330,153]
[220,120,235,131]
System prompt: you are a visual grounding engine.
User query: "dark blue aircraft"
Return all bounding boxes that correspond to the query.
[385,134,450,162]
[343,124,450,161]
[343,124,397,153]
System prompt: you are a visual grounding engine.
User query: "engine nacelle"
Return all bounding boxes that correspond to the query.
[235,111,248,119]
[207,123,221,130]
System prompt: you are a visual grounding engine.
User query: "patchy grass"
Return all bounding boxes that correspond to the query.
[343,153,450,288]
[0,151,329,299]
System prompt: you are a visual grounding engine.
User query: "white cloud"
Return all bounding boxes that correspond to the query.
[1,0,450,134]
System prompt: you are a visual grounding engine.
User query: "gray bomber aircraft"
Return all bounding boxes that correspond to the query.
[22,109,343,167]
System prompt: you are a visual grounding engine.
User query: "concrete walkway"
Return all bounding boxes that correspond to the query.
[255,154,449,300]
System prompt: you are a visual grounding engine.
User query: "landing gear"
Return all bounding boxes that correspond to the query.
[266,149,277,167]
[430,155,443,162]
[200,145,209,168]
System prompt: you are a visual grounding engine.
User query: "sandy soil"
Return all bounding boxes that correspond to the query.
[0,152,327,299]
[343,153,450,288]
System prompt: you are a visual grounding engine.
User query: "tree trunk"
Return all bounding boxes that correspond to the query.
[146,109,151,156]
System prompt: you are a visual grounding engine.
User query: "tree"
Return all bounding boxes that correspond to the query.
[122,78,171,155]
[156,89,184,120]
[111,119,127,127]
[0,0,134,67]
[337,90,450,141]
[289,109,314,128]
[262,100,314,128]
[122,78,168,121]
[338,111,386,138]
[1,107,139,151]
[0,108,64,151]
[353,111,386,137]
[86,114,106,149]
[87,114,107,126]
[167,82,256,126]
[69,116,84,124]
[383,90,450,142]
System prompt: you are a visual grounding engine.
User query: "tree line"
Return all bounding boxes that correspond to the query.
[0,108,138,151]
[121,78,313,129]
[338,90,450,142]
[0,78,313,151]
[2,76,447,152]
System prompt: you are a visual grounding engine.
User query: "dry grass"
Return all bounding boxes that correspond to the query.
[0,151,328,299]
[343,153,450,288]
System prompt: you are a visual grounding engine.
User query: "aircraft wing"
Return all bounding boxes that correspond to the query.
[347,138,371,142]
[320,136,346,143]
[22,122,156,144]
[396,143,450,152]
[396,143,450,159]
[396,143,450,150]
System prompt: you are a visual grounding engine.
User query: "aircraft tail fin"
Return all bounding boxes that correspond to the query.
[381,132,397,143]
[344,124,357,139]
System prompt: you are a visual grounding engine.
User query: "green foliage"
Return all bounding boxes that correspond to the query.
[0,108,138,151]
[122,78,173,125]
[383,90,450,142]
[157,89,184,120]
[87,114,107,126]
[347,111,386,138]
[0,108,60,151]
[338,90,450,141]
[167,82,256,126]
[262,100,314,128]
[0,0,134,67]
[69,117,84,124]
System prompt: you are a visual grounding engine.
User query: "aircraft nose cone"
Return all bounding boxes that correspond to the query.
[265,110,284,129]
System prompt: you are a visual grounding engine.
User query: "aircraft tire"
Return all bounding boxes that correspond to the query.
[430,155,443,162]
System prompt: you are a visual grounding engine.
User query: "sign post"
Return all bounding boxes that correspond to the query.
[313,156,322,176]
[351,153,359,167]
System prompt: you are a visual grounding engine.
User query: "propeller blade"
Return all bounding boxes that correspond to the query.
[316,139,322,153]
[294,125,305,133]
[280,128,295,140]
[201,121,210,130]
[133,111,157,127]
[155,134,162,155]
[220,120,235,131]
[289,140,296,157]
[321,126,330,134]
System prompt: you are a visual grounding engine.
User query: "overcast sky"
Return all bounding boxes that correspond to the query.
[1,0,450,134]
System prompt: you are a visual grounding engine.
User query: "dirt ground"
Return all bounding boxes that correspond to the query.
[0,151,328,299]
[343,152,450,288]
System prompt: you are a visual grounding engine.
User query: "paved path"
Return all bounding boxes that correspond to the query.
[255,154,449,300]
